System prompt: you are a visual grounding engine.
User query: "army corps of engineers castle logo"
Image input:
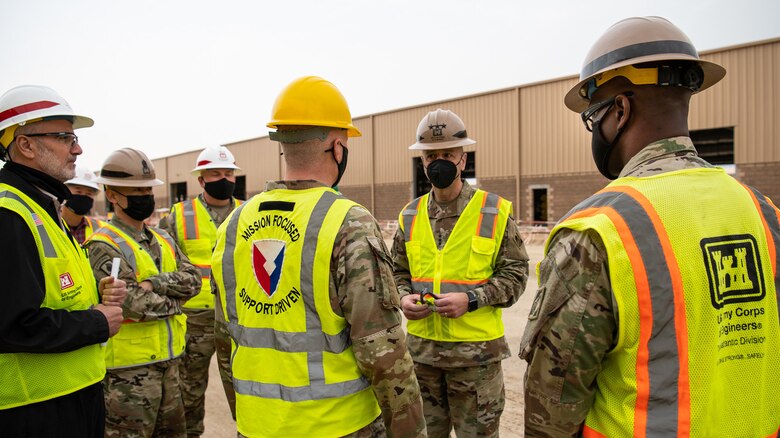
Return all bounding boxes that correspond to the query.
[701,234,765,309]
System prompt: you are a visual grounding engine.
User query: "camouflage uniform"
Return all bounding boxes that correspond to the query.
[391,181,530,437]
[159,195,239,435]
[84,215,201,438]
[519,137,716,437]
[216,180,426,437]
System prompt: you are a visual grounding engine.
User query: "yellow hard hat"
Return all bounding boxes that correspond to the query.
[267,76,361,137]
[92,148,164,187]
[565,16,726,113]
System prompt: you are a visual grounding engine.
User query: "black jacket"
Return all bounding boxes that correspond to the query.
[0,161,107,354]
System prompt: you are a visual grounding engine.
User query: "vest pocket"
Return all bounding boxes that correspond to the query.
[467,236,495,278]
[183,239,212,258]
[405,241,422,276]
[112,322,162,365]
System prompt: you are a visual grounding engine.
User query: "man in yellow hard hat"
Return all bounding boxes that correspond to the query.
[85,148,201,438]
[391,108,529,437]
[520,16,780,437]
[62,165,106,244]
[0,85,126,437]
[159,145,242,435]
[211,76,426,437]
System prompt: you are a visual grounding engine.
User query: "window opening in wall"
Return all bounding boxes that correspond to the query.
[412,152,476,198]
[234,175,247,200]
[690,127,734,174]
[532,187,548,223]
[170,182,187,206]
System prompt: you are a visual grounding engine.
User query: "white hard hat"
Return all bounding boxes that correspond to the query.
[0,85,94,148]
[409,109,476,150]
[191,146,241,175]
[65,166,100,190]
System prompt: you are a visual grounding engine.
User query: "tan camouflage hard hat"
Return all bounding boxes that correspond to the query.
[409,109,476,150]
[565,16,726,113]
[92,148,164,187]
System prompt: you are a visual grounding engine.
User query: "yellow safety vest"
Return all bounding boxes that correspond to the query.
[85,223,187,369]
[212,187,381,438]
[399,189,511,342]
[83,216,107,241]
[171,197,241,309]
[546,169,780,437]
[0,185,104,409]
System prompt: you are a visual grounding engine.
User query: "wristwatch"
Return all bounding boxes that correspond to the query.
[466,291,479,312]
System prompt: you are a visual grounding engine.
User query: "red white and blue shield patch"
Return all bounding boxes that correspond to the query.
[252,239,286,297]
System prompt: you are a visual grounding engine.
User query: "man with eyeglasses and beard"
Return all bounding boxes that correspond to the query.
[391,108,529,437]
[62,166,106,244]
[0,85,126,437]
[84,147,201,438]
[519,16,780,437]
[158,145,243,436]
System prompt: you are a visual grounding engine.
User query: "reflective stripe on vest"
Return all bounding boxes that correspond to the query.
[554,171,780,437]
[565,189,685,436]
[401,189,510,342]
[0,191,56,257]
[0,186,103,409]
[744,185,780,322]
[220,191,368,401]
[86,223,185,369]
[175,198,241,309]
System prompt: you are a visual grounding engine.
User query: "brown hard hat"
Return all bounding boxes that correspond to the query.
[92,148,164,187]
[409,109,476,150]
[565,16,726,113]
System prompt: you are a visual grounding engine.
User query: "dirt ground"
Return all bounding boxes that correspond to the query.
[201,242,546,438]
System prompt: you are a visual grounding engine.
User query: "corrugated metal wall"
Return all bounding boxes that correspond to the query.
[691,40,780,163]
[520,78,593,176]
[149,38,779,211]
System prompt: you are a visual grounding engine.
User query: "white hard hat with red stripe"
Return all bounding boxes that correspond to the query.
[191,146,241,175]
[0,85,93,148]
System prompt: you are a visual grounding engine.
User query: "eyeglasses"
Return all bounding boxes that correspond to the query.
[18,132,79,148]
[580,92,633,132]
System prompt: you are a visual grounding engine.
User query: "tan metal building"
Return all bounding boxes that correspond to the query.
[100,37,780,223]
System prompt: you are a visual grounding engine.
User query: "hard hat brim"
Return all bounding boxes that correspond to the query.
[266,121,362,138]
[190,164,242,175]
[408,138,476,151]
[92,176,164,187]
[564,57,726,113]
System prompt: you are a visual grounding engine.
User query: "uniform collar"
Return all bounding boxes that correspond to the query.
[264,180,329,191]
[619,136,698,178]
[109,215,152,243]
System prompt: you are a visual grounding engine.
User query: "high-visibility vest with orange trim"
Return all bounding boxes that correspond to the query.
[399,189,511,342]
[547,168,780,437]
[85,222,187,369]
[0,185,104,409]
[83,216,107,241]
[170,197,241,309]
[211,187,380,437]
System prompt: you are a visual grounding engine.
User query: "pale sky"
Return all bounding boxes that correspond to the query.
[2,0,779,172]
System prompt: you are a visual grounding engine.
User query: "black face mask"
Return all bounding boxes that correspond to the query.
[425,158,460,189]
[204,178,235,200]
[118,193,156,221]
[330,144,348,189]
[591,117,626,180]
[65,194,94,215]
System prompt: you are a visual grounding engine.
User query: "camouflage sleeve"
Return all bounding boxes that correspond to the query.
[390,226,414,298]
[476,216,529,308]
[146,242,201,300]
[518,228,616,437]
[333,206,425,437]
[85,240,183,321]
